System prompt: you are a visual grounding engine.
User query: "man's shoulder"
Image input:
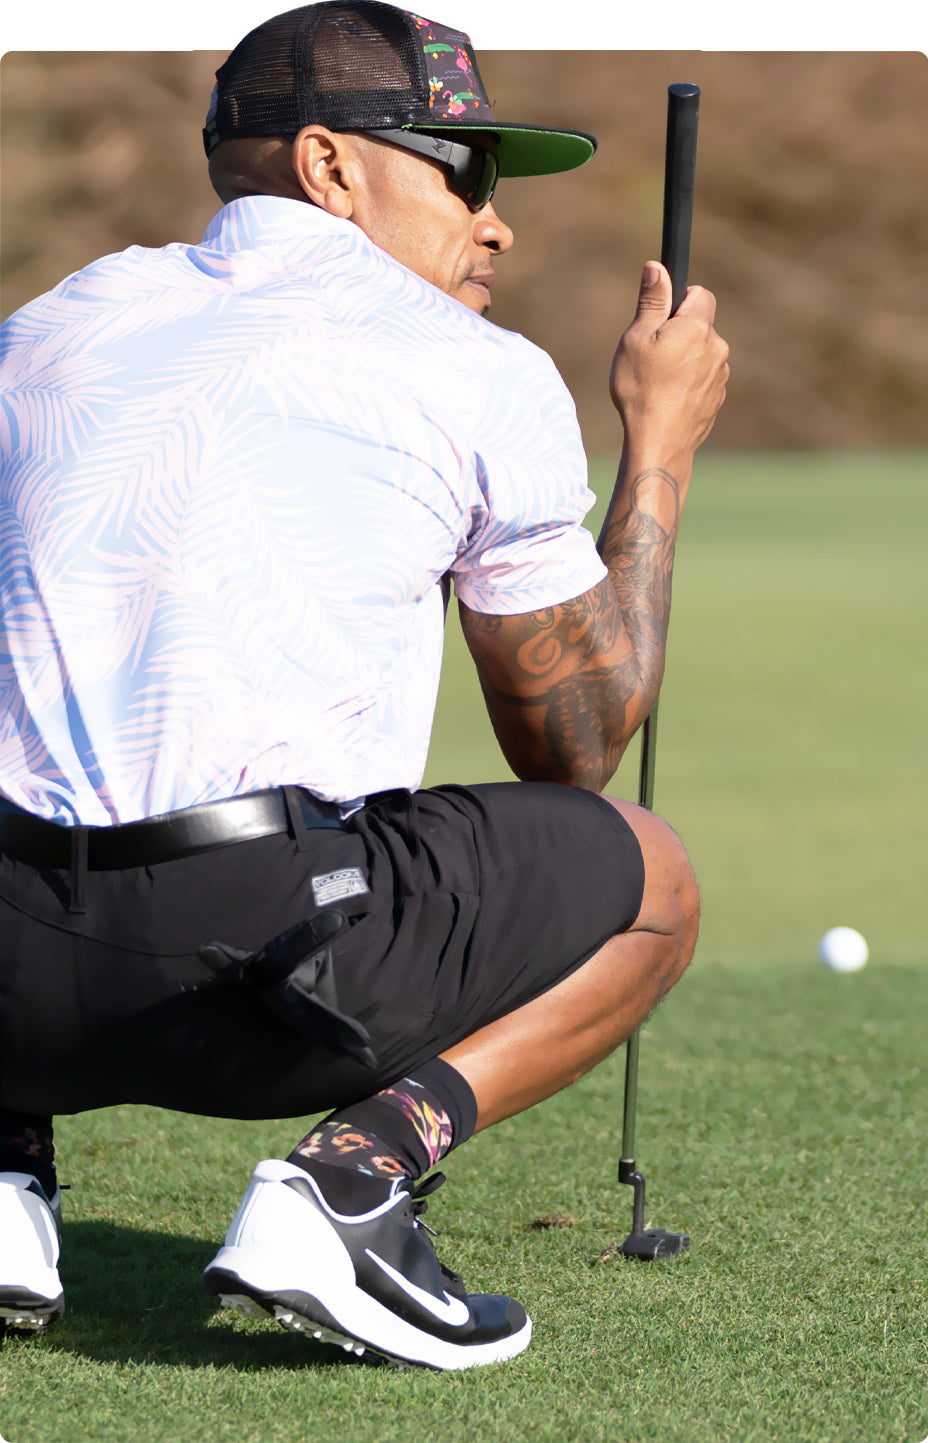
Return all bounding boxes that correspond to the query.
[0,197,566,423]
[208,198,548,353]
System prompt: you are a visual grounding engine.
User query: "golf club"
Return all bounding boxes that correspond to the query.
[616,81,700,1261]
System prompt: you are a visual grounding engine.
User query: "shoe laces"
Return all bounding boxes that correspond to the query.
[401,1172,465,1297]
[402,1169,445,1236]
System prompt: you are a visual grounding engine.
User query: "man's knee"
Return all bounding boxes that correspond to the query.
[604,797,700,946]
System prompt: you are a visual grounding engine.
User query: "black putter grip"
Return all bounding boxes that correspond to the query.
[661,82,700,315]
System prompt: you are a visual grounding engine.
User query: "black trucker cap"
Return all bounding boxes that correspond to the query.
[203,1,597,178]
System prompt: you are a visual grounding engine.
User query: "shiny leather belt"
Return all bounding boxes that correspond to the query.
[0,787,345,871]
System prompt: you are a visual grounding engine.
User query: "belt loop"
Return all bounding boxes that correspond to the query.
[282,786,311,852]
[392,788,419,863]
[406,791,421,863]
[69,826,88,914]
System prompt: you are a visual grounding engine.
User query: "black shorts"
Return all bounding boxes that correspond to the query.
[0,782,644,1120]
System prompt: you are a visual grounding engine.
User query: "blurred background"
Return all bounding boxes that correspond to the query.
[1,50,926,971]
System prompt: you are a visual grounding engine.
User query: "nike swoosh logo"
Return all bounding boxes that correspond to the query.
[364,1249,471,1327]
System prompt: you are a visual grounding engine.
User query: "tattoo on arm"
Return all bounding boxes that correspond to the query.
[600,467,680,679]
[480,658,641,791]
[460,466,681,785]
[464,582,623,681]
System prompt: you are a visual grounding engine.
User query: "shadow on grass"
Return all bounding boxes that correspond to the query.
[20,1219,374,1373]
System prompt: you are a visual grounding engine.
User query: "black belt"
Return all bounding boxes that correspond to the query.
[0,788,346,871]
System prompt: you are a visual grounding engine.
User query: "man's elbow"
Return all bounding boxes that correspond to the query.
[502,723,632,795]
[538,674,645,792]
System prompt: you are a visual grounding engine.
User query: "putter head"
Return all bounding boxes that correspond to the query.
[619,1227,690,1260]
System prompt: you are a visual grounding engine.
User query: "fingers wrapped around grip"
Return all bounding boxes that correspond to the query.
[611,261,730,456]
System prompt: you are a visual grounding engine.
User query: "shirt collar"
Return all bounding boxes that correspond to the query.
[201,195,360,255]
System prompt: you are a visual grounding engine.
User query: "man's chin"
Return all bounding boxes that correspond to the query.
[459,277,493,315]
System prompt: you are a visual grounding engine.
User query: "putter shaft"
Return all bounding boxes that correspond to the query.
[615,84,699,1259]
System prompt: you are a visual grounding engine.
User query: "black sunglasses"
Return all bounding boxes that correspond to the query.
[366,128,499,212]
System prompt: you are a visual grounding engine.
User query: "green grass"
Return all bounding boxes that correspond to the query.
[429,445,928,968]
[2,448,927,1443]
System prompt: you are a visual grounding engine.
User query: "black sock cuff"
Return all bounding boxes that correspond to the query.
[0,1111,57,1199]
[410,1057,478,1154]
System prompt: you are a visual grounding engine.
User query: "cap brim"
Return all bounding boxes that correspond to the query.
[408,122,597,178]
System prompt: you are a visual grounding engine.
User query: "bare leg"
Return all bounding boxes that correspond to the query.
[202,799,695,1370]
[439,799,699,1131]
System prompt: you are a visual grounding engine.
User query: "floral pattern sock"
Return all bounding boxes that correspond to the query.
[288,1058,477,1181]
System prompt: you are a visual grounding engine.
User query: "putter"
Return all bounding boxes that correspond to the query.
[616,81,700,1261]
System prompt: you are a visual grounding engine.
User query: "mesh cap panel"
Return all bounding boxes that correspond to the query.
[203,1,597,178]
[305,6,427,127]
[208,3,432,145]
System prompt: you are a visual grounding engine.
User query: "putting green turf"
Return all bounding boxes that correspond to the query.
[2,449,926,1443]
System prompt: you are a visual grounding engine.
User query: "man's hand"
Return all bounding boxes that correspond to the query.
[610,261,729,473]
[595,260,729,741]
[459,262,729,794]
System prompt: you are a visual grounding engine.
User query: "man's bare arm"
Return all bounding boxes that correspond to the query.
[460,580,639,791]
[459,261,729,791]
[459,459,679,793]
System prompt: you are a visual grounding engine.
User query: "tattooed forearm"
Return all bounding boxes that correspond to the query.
[599,467,680,679]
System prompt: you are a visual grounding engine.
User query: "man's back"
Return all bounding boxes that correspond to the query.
[0,195,600,822]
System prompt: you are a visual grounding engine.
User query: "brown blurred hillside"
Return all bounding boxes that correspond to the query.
[2,48,927,455]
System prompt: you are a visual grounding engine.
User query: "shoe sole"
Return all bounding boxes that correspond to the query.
[0,1287,64,1332]
[207,1275,418,1369]
[203,1261,531,1372]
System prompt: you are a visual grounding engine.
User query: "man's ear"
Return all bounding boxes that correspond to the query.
[292,127,358,218]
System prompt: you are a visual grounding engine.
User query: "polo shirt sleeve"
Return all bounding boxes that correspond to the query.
[450,337,608,616]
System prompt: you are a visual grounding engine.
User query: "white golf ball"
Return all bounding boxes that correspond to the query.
[818,926,869,972]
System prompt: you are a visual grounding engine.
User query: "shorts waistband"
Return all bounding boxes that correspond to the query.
[0,788,346,872]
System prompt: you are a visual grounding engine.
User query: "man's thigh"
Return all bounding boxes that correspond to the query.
[0,782,644,1119]
[390,781,646,1046]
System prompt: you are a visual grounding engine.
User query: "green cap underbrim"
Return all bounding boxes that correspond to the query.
[407,122,597,178]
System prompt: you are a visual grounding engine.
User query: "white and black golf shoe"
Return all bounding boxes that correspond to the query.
[0,1171,64,1332]
[202,1158,531,1370]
